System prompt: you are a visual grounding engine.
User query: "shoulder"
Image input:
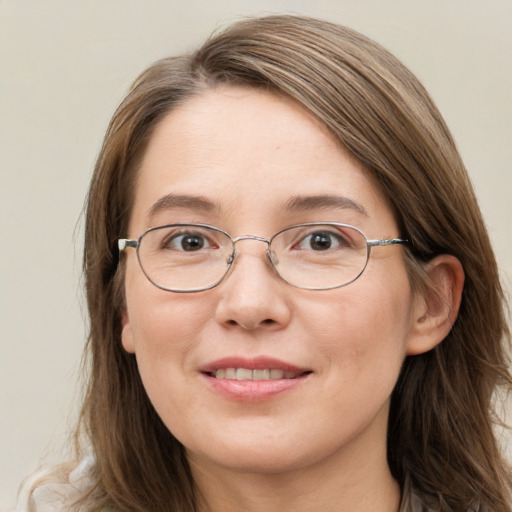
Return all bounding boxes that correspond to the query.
[16,452,97,512]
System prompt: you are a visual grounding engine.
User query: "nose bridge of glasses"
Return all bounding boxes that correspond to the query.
[232,235,271,245]
[228,235,274,266]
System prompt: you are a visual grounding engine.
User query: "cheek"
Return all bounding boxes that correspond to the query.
[121,261,217,373]
[121,283,217,426]
[300,270,414,380]
[125,297,212,358]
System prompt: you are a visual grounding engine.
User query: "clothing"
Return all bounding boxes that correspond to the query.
[16,453,95,512]
[17,454,433,512]
[399,477,435,512]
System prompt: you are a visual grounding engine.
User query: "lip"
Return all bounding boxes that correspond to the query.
[199,356,312,402]
[200,356,308,374]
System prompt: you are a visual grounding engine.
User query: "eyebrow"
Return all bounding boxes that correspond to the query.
[146,192,367,223]
[146,193,218,221]
[283,194,368,216]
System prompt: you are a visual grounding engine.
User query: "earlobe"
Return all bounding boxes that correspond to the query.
[121,310,136,354]
[406,254,465,355]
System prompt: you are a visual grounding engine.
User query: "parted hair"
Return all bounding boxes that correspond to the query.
[76,15,511,512]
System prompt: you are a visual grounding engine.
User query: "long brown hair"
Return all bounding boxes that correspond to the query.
[77,15,512,511]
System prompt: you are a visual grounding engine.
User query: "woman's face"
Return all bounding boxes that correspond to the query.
[121,87,420,476]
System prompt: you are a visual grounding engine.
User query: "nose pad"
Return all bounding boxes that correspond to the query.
[224,239,279,282]
[268,249,279,267]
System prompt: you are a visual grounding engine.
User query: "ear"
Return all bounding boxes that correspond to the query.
[406,254,464,355]
[121,310,136,354]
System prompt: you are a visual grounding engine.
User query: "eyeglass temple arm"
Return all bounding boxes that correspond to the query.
[118,239,138,252]
[367,238,408,247]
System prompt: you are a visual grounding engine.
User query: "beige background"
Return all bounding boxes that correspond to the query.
[1,1,511,510]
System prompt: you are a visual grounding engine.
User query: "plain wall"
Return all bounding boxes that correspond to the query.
[1,1,511,510]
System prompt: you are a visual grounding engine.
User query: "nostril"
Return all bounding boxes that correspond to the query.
[224,318,276,329]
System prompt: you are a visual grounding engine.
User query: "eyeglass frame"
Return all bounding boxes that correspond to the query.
[118,222,408,293]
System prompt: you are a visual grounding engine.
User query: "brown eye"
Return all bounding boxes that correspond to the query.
[297,231,350,251]
[179,235,204,251]
[164,233,210,252]
[309,232,333,251]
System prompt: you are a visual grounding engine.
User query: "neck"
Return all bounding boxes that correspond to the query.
[189,408,401,512]
[193,456,400,512]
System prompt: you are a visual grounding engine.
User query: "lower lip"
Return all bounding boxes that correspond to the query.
[201,373,310,402]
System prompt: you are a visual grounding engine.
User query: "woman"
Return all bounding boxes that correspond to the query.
[18,14,511,512]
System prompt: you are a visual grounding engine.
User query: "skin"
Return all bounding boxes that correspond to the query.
[121,87,463,512]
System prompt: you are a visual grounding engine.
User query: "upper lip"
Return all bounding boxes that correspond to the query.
[199,356,310,374]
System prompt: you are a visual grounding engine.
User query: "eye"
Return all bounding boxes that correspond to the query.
[163,232,214,252]
[296,230,351,251]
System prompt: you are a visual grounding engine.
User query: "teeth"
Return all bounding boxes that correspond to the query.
[270,369,284,379]
[267,369,298,379]
[225,368,237,379]
[253,369,270,380]
[213,368,300,380]
[236,368,253,380]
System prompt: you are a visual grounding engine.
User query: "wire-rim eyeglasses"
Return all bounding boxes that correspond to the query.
[118,222,408,293]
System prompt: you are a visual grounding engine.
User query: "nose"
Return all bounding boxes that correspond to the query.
[214,240,292,331]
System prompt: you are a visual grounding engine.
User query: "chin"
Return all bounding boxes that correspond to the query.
[188,445,312,475]
[183,425,349,477]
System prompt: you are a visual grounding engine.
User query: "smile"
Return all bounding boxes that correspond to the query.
[200,357,312,401]
[212,368,303,380]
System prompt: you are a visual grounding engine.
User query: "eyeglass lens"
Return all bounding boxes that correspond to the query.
[136,223,370,292]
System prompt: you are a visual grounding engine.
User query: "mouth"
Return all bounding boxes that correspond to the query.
[199,357,312,400]
[208,368,310,380]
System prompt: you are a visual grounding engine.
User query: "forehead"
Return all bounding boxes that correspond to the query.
[129,86,395,234]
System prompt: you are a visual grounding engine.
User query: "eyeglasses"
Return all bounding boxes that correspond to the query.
[118,222,408,292]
